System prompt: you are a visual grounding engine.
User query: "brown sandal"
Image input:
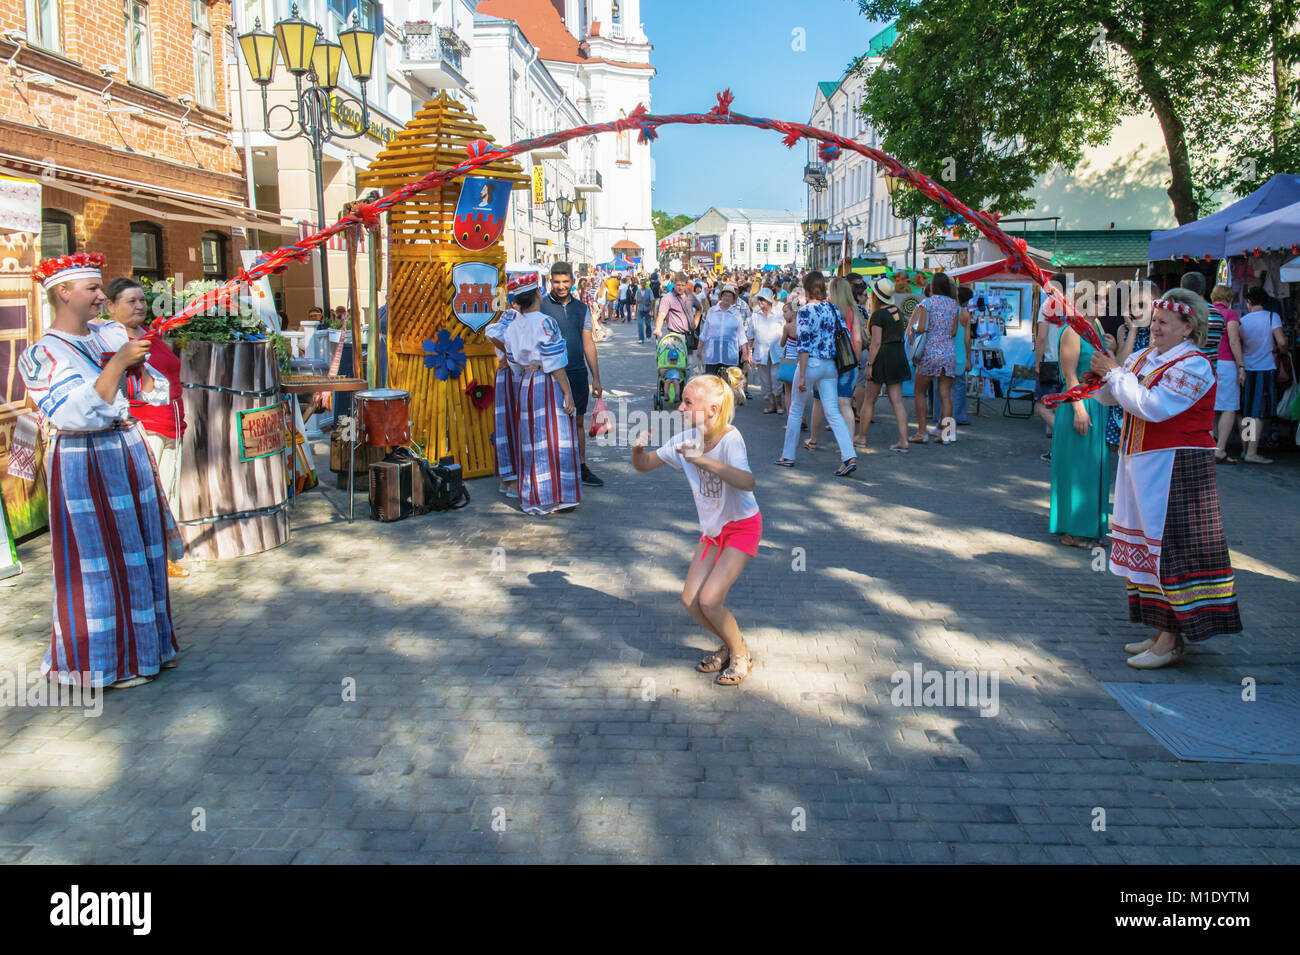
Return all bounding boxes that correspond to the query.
[716,650,754,685]
[697,649,729,673]
[803,438,817,452]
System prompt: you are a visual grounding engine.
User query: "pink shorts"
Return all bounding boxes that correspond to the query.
[699,511,762,563]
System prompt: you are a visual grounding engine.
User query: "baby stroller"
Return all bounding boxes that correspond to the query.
[655,332,689,410]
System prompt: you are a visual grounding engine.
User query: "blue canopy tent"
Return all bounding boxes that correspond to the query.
[1149,174,1300,261]
[597,253,636,270]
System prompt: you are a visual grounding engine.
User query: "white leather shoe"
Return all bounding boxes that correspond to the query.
[1127,646,1184,669]
[1124,638,1154,655]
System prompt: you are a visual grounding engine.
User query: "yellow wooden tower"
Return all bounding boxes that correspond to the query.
[358,92,528,477]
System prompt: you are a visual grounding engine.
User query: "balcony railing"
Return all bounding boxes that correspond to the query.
[403,32,463,71]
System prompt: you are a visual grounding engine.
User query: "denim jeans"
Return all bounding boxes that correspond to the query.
[782,357,855,462]
[637,310,652,341]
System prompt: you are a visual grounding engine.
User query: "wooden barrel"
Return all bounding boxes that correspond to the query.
[175,340,289,560]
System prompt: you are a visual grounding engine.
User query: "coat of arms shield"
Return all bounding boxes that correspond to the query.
[453,176,511,252]
[452,261,501,333]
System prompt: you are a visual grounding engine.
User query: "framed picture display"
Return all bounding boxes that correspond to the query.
[983,285,1024,331]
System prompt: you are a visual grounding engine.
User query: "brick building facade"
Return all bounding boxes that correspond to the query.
[0,0,287,288]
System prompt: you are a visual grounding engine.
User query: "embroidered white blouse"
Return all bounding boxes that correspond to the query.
[503,310,569,375]
[1092,338,1214,590]
[19,321,169,432]
[1093,338,1214,428]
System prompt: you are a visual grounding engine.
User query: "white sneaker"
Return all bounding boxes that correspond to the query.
[1243,454,1273,464]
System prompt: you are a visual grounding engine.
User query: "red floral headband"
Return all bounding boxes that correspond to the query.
[507,272,539,295]
[1152,298,1195,316]
[32,251,106,290]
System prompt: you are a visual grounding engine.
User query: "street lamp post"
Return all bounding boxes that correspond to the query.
[237,5,377,316]
[885,173,919,271]
[542,191,587,262]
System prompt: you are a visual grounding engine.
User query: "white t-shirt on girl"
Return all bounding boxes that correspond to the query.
[656,426,759,538]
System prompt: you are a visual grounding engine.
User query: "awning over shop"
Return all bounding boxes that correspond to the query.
[1148,174,1300,261]
[0,152,298,236]
[1224,198,1300,256]
[1006,230,1150,268]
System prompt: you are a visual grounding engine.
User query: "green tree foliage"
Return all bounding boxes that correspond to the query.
[653,210,696,240]
[854,0,1283,227]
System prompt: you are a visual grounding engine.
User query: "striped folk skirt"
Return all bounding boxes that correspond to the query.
[516,369,581,516]
[1126,448,1242,642]
[45,426,183,686]
[494,362,519,483]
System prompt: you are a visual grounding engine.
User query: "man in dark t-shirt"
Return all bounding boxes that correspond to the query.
[540,261,605,487]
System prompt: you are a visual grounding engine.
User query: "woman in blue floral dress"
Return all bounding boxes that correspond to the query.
[909,273,961,444]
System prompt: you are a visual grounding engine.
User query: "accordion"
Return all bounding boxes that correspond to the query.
[367,459,426,522]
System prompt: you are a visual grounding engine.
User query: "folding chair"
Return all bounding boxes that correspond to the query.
[1003,364,1037,418]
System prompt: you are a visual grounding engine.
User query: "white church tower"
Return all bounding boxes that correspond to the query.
[561,0,656,266]
[478,0,656,268]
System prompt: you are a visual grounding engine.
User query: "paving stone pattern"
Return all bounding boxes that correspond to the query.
[2,330,1298,864]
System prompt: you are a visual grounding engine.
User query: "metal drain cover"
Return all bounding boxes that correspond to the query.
[1102,683,1300,764]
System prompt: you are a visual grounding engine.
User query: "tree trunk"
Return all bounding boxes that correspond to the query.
[1103,19,1199,224]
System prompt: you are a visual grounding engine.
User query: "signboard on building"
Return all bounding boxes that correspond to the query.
[696,235,718,254]
[329,95,397,145]
[532,166,545,206]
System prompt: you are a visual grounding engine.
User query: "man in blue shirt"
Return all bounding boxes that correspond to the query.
[540,261,605,486]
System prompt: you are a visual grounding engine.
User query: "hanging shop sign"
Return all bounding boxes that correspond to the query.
[451,260,501,333]
[237,403,288,462]
[532,166,545,206]
[453,176,511,251]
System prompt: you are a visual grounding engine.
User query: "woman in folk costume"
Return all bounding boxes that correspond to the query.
[503,276,581,515]
[108,277,190,577]
[484,272,535,499]
[1090,288,1242,669]
[18,252,182,688]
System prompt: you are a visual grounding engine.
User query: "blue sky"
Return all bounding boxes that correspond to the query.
[642,0,887,217]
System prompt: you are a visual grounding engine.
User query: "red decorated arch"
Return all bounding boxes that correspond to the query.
[151,91,1103,404]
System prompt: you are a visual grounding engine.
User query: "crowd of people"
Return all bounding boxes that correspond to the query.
[512,258,1284,680]
[15,246,1287,691]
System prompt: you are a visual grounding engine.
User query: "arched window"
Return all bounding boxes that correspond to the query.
[130,220,163,281]
[201,230,228,280]
[41,209,75,258]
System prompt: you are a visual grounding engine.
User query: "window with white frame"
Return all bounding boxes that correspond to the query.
[126,1,152,87]
[192,1,216,108]
[26,0,60,51]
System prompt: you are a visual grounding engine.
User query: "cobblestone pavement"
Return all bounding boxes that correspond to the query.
[2,327,1299,864]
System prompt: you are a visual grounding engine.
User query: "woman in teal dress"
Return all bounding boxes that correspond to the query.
[1050,311,1110,547]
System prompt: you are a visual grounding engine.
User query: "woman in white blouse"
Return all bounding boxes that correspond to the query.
[749,288,786,414]
[1090,288,1241,668]
[697,285,750,377]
